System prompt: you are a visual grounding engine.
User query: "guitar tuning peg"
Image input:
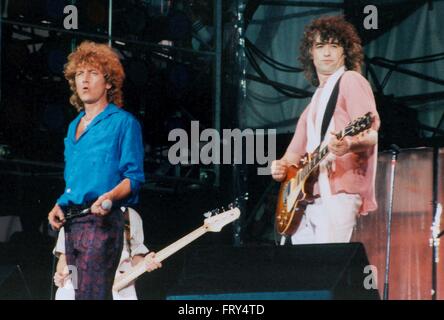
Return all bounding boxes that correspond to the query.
[228,203,234,209]
[203,211,212,218]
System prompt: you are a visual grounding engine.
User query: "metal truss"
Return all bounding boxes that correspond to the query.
[0,0,224,194]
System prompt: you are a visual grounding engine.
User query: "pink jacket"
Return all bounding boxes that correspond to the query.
[287,71,380,214]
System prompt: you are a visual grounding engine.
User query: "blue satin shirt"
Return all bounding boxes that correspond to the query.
[57,103,145,206]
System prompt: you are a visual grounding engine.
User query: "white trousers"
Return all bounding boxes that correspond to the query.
[289,193,362,245]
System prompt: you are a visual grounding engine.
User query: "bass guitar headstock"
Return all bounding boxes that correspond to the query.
[202,193,248,232]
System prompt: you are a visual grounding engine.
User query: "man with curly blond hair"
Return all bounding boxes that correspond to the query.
[271,16,380,244]
[47,41,160,299]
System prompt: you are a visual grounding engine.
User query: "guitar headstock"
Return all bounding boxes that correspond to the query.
[202,195,246,232]
[204,207,241,232]
[343,112,373,137]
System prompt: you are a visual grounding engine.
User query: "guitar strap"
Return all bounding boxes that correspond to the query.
[320,75,343,143]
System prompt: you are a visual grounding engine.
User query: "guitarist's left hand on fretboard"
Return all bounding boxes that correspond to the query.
[144,252,162,272]
[328,132,353,157]
[331,128,377,155]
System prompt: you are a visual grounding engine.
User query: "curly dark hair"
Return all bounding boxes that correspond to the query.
[299,15,363,87]
[64,41,125,111]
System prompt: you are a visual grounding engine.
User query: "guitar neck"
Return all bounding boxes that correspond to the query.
[113,225,208,291]
[297,129,345,184]
[155,226,208,261]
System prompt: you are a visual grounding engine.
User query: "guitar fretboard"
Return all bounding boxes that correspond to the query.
[295,130,344,186]
[293,112,373,186]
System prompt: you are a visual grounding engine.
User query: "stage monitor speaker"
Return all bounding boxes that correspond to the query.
[0,264,32,299]
[166,242,379,300]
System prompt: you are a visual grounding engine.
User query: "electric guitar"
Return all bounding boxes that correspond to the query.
[112,204,241,292]
[275,112,374,236]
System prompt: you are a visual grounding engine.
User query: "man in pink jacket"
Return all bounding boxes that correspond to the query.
[271,16,380,244]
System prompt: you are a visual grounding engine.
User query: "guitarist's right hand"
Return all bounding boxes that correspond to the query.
[271,159,290,182]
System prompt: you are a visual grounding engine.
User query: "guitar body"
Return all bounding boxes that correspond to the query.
[275,154,319,236]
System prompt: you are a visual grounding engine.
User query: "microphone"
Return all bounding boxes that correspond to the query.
[62,199,114,222]
[101,199,113,211]
[73,199,113,218]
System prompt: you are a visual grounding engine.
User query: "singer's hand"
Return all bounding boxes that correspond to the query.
[53,270,69,288]
[48,204,65,230]
[91,194,113,216]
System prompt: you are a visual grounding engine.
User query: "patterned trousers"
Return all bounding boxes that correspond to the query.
[64,208,123,300]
